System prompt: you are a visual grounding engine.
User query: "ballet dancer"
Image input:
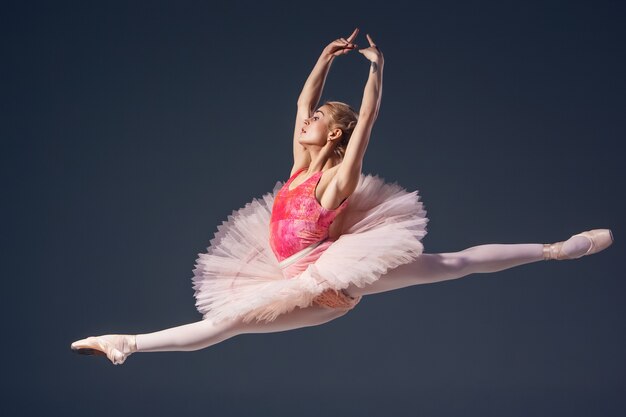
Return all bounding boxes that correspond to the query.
[71,28,613,365]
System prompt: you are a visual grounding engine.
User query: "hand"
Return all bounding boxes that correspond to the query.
[358,33,383,63]
[323,28,360,57]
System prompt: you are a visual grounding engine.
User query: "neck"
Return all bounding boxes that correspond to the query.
[306,144,340,172]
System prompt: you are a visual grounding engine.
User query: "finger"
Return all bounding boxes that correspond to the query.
[366,33,376,47]
[346,27,359,42]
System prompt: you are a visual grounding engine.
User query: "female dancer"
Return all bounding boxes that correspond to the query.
[71,28,613,365]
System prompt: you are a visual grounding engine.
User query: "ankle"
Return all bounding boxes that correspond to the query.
[543,235,593,261]
[128,335,138,354]
[108,334,137,355]
[543,242,563,260]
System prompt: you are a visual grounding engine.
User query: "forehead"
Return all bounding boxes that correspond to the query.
[314,106,327,116]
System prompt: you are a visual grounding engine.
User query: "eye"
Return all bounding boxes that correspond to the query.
[313,116,319,121]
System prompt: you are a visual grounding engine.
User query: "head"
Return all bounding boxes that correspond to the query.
[300,101,359,161]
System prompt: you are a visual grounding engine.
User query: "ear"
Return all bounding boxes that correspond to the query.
[328,128,343,142]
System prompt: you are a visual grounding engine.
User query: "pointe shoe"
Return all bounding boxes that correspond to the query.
[71,334,137,365]
[543,229,614,260]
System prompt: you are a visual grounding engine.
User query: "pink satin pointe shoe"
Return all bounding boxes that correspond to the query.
[543,229,614,261]
[71,334,137,365]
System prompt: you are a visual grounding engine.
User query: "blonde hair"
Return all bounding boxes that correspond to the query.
[322,101,359,160]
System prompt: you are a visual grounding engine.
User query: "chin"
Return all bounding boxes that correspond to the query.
[299,138,323,147]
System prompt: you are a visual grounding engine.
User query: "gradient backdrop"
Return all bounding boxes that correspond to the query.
[3,1,624,416]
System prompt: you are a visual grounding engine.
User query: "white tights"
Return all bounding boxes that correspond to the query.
[135,237,591,353]
[136,304,350,352]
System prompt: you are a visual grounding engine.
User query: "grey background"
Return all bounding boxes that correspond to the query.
[2,1,624,416]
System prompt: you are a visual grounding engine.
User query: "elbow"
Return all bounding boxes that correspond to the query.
[297,99,313,111]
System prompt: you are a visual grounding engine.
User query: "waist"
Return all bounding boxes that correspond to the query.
[278,237,329,269]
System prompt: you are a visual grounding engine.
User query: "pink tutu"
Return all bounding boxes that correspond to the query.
[191,172,429,324]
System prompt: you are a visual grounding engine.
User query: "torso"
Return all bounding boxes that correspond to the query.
[269,165,351,261]
[288,164,348,240]
[289,164,345,209]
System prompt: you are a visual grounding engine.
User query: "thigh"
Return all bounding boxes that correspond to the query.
[345,253,465,297]
[237,304,349,335]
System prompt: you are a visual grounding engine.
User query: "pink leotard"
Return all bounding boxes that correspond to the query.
[269,167,349,263]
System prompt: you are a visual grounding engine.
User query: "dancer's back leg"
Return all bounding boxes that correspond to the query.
[73,301,351,364]
[136,304,349,353]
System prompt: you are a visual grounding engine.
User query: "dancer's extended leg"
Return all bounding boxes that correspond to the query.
[344,234,595,297]
[72,232,608,364]
[135,304,349,353]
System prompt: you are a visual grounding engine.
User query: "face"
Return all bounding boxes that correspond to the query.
[299,106,341,147]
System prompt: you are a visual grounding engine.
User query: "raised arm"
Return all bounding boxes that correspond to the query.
[336,34,384,194]
[292,29,360,173]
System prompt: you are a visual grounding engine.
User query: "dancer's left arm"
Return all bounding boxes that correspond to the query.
[336,34,384,194]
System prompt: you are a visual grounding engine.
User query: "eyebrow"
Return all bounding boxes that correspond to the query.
[314,110,324,116]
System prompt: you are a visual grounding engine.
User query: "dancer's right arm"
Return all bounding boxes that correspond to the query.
[292,29,359,173]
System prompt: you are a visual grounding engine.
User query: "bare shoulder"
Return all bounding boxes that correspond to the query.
[290,162,309,177]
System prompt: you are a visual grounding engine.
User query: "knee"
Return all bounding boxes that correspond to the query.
[442,254,470,272]
[212,318,247,339]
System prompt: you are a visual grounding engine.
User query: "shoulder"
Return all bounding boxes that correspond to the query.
[290,163,309,177]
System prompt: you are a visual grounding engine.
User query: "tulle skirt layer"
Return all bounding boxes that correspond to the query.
[191,173,429,324]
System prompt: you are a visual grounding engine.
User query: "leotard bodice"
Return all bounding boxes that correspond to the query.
[269,167,349,262]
